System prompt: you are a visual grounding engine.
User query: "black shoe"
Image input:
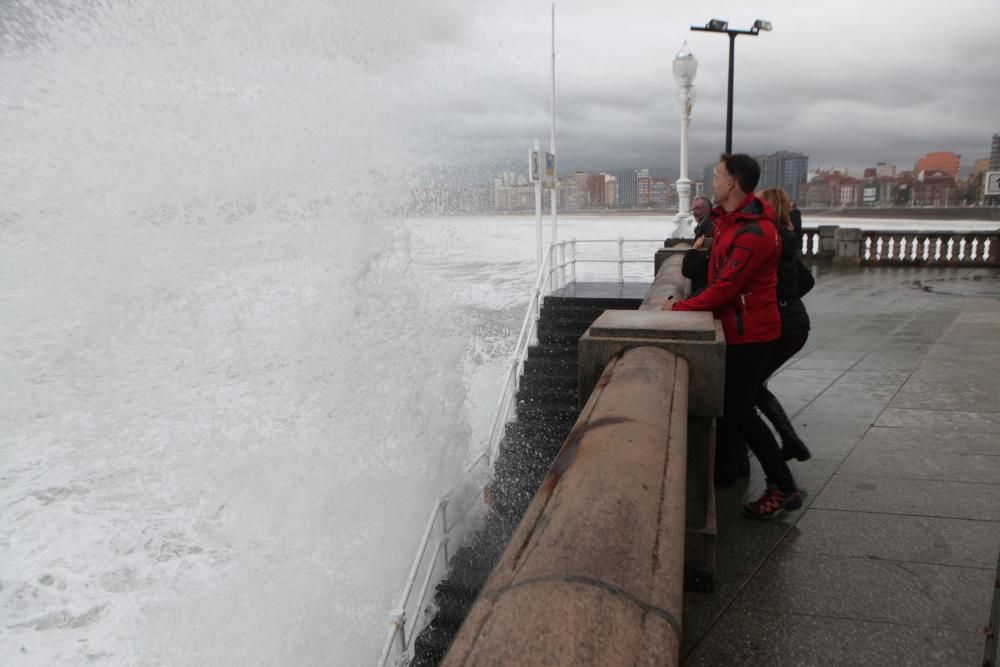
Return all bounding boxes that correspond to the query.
[782,438,812,462]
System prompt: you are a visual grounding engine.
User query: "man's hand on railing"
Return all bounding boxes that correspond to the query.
[661,295,675,311]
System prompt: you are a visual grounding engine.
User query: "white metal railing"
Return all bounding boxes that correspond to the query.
[377,237,668,666]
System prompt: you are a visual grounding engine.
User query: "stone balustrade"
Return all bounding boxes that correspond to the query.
[800,225,999,267]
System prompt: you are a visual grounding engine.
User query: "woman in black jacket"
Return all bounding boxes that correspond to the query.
[757,187,813,462]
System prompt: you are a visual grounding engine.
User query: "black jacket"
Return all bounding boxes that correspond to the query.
[776,226,812,337]
[682,216,714,295]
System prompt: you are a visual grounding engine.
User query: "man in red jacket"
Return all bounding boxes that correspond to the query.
[664,154,803,519]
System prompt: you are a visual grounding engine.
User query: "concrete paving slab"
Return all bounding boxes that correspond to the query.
[802,371,911,417]
[730,549,994,633]
[890,360,1000,413]
[850,349,927,372]
[684,607,982,666]
[783,413,874,462]
[876,408,1000,432]
[838,446,1000,484]
[813,474,1000,521]
[856,425,1000,456]
[783,508,1000,569]
[766,369,843,406]
[786,353,866,372]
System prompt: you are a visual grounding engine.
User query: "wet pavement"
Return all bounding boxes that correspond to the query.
[682,263,1000,666]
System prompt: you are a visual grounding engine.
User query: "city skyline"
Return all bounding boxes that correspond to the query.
[409,140,1000,215]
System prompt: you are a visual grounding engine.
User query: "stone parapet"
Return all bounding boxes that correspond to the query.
[441,347,689,667]
[578,310,724,417]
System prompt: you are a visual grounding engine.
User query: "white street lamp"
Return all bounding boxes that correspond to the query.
[671,42,698,238]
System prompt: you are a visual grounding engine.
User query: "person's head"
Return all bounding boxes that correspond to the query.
[691,196,712,222]
[758,187,793,231]
[713,153,760,211]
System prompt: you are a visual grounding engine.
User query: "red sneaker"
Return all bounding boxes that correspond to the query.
[743,483,803,520]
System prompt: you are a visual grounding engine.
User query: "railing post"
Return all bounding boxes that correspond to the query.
[559,241,567,286]
[617,236,625,284]
[440,498,450,563]
[391,608,407,663]
[818,225,838,258]
[570,238,577,283]
[834,227,863,267]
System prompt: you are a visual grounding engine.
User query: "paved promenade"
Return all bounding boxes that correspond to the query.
[682,263,1000,665]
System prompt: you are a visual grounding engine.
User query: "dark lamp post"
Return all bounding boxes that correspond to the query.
[690,18,771,154]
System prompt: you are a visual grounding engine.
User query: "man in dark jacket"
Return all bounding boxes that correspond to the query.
[663,154,803,519]
[692,196,713,239]
[682,197,714,295]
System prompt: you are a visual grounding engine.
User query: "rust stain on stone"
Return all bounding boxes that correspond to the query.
[539,416,630,494]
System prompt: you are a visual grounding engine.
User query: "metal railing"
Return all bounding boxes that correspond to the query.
[377,237,668,666]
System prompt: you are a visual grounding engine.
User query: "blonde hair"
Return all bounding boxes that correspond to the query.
[758,187,793,231]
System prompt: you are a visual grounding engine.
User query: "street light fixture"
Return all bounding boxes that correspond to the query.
[671,42,698,238]
[691,18,772,154]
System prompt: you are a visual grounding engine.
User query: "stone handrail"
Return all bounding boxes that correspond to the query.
[440,346,690,666]
[440,246,725,666]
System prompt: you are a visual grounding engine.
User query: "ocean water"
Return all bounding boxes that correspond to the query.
[0,2,500,665]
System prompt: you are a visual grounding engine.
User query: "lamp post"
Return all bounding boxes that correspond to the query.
[690,18,771,154]
[671,42,697,239]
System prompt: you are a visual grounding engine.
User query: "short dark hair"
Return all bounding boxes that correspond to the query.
[719,153,760,193]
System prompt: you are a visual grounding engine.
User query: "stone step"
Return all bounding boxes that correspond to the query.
[536,328,583,347]
[502,419,573,450]
[526,343,576,360]
[515,381,577,406]
[522,352,577,373]
[516,398,580,423]
[518,370,576,395]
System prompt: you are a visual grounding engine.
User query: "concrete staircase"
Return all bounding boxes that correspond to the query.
[409,293,643,666]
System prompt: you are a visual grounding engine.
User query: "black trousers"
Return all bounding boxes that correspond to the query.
[718,341,796,492]
[761,332,809,384]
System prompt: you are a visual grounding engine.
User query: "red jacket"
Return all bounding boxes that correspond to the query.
[673,193,782,344]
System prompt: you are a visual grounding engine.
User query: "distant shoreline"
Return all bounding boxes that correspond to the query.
[437,207,1000,222]
[800,207,1000,222]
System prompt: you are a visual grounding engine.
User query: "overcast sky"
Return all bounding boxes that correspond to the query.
[3,0,997,183]
[387,0,1000,179]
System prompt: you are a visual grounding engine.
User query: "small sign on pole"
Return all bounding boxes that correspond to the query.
[530,149,556,190]
[986,171,1000,196]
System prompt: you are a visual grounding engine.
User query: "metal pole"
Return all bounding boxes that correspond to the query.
[725,32,736,154]
[550,3,558,245]
[534,139,542,271]
[675,80,693,236]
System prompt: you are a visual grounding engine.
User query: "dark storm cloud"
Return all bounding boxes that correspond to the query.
[401,0,1000,178]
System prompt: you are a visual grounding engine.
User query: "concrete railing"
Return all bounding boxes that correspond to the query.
[440,245,725,666]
